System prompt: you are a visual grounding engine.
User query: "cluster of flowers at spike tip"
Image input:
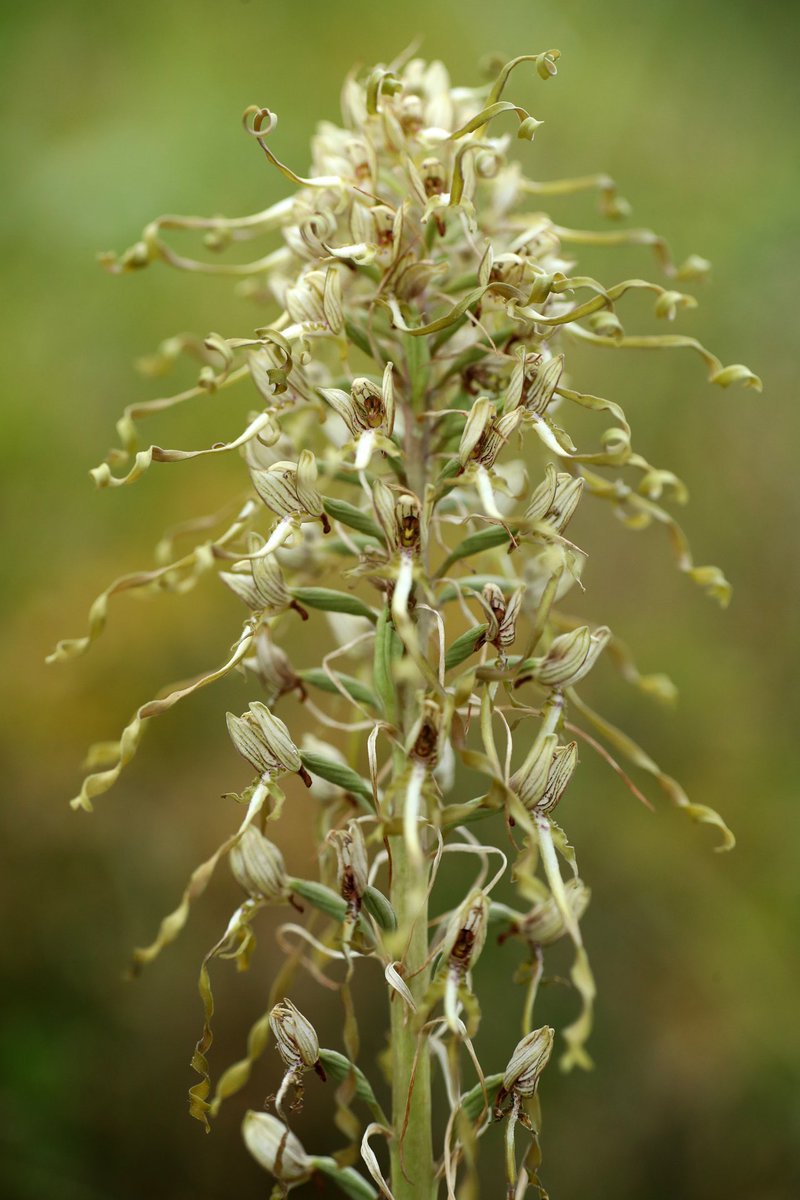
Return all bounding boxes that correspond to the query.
[56,38,761,1200]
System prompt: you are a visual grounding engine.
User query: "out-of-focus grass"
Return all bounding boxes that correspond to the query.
[1,1,798,1196]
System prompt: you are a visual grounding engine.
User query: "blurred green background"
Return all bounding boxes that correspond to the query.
[2,0,798,1196]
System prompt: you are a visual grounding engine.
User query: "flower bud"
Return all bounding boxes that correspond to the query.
[226,702,303,778]
[519,354,564,416]
[510,733,557,810]
[229,825,287,900]
[371,204,396,248]
[441,890,490,978]
[251,450,324,521]
[537,741,578,814]
[471,408,522,470]
[285,269,328,327]
[249,632,301,706]
[220,551,293,613]
[535,625,610,688]
[506,350,563,417]
[327,820,369,911]
[323,371,394,440]
[526,465,584,534]
[481,583,524,650]
[421,156,447,197]
[242,1111,311,1184]
[397,93,424,133]
[372,479,421,555]
[517,878,590,946]
[352,377,385,427]
[409,698,442,766]
[269,998,321,1071]
[458,398,494,465]
[501,1026,554,1098]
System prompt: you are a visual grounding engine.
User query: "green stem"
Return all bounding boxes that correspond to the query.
[389,834,435,1199]
[388,328,435,1197]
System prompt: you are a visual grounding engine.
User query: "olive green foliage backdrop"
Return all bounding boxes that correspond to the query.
[2,0,798,1196]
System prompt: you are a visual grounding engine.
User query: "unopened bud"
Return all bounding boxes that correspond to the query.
[352,377,385,427]
[409,698,442,766]
[242,1110,311,1184]
[538,741,578,814]
[226,702,304,778]
[501,1026,554,1099]
[249,632,301,705]
[229,825,287,900]
[442,890,490,977]
[220,551,293,613]
[269,998,321,1071]
[527,465,584,533]
[371,204,396,247]
[251,450,324,521]
[373,479,422,554]
[517,878,590,946]
[519,354,564,416]
[481,583,524,650]
[421,156,446,197]
[510,732,557,810]
[327,820,369,911]
[535,625,610,688]
[398,93,424,133]
[285,270,328,328]
[473,409,522,469]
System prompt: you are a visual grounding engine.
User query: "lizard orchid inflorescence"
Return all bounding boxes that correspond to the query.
[53,47,760,1200]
